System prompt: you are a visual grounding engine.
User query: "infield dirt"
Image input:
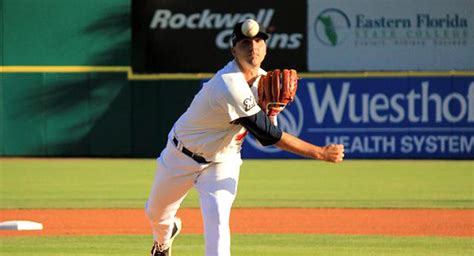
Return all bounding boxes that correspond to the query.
[1,208,472,237]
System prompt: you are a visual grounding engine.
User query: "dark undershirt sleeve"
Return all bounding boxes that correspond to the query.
[237,111,283,146]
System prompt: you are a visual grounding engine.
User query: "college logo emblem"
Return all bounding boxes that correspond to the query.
[243,96,256,111]
[314,8,351,46]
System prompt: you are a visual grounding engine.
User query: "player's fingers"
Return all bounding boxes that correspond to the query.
[329,144,344,151]
[337,152,345,162]
[330,147,344,163]
[330,145,344,154]
[335,144,344,152]
[323,144,345,163]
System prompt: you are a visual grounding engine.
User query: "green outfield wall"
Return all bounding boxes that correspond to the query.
[2,0,129,66]
[1,73,201,156]
[0,0,202,156]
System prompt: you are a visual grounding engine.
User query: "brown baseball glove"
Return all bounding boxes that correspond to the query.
[257,69,298,125]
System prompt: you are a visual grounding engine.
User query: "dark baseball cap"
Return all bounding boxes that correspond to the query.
[231,19,270,47]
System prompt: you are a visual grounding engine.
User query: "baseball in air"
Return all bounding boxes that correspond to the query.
[241,19,259,37]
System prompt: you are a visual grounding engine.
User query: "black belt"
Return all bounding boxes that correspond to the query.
[172,137,210,164]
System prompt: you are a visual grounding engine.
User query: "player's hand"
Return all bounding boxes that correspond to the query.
[321,144,345,163]
[266,104,285,125]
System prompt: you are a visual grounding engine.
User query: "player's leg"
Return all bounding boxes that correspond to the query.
[194,158,242,256]
[145,142,204,249]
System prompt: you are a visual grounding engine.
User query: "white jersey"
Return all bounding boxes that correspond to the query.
[170,60,266,162]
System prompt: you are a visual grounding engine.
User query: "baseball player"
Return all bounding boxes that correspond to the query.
[145,19,345,256]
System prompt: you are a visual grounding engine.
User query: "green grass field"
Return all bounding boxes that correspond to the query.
[1,159,472,209]
[2,234,472,256]
[1,158,473,255]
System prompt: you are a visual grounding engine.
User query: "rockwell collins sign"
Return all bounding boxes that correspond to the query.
[132,0,306,73]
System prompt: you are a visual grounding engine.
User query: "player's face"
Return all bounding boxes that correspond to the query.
[232,37,267,69]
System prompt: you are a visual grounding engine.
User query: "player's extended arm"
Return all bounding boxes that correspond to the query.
[237,111,344,163]
[275,132,344,163]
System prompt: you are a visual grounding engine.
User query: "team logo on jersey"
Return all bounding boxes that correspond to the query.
[243,96,256,111]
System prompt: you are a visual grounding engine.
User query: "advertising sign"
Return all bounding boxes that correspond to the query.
[308,0,474,71]
[132,0,306,73]
[242,76,474,159]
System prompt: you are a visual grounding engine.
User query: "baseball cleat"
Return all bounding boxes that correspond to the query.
[150,218,182,256]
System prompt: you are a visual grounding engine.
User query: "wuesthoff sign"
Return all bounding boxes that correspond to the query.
[242,76,474,159]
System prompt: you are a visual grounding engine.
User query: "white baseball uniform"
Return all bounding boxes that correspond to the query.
[146,60,265,256]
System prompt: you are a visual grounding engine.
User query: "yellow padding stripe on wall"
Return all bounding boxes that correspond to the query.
[1,66,129,73]
[1,66,473,80]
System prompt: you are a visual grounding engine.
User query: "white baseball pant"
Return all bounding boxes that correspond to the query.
[145,140,242,256]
